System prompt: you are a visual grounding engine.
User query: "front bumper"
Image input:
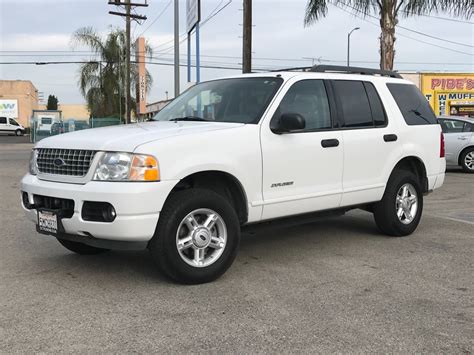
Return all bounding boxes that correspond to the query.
[21,174,178,243]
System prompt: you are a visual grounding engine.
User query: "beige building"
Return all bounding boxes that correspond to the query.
[39,104,90,120]
[0,80,39,127]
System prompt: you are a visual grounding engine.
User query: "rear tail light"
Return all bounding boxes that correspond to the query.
[440,132,445,158]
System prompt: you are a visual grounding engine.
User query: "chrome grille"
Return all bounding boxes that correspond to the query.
[37,148,96,176]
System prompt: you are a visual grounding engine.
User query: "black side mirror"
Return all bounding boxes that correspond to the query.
[272,113,306,134]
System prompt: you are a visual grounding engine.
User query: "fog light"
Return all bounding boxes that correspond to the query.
[102,204,117,222]
[82,202,116,222]
[22,191,34,209]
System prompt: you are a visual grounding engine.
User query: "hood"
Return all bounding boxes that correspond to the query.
[35,121,244,152]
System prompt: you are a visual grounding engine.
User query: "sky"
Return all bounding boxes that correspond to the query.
[0,0,473,105]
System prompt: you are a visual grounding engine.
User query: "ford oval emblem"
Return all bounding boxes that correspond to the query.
[53,158,66,167]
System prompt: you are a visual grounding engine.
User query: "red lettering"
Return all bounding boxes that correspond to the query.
[446,79,456,90]
[431,79,441,90]
[456,79,465,90]
[467,79,474,90]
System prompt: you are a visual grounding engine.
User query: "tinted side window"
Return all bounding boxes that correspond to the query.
[333,80,373,128]
[387,83,437,125]
[0,117,7,124]
[463,122,473,132]
[364,82,387,126]
[277,80,331,131]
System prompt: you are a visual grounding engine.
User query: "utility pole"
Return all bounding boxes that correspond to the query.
[242,0,252,73]
[174,0,180,98]
[108,0,147,124]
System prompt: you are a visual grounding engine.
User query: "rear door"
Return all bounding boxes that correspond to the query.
[331,80,403,206]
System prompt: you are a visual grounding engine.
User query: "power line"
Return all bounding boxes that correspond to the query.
[401,11,474,24]
[334,2,474,48]
[0,60,247,71]
[331,3,474,57]
[201,0,232,26]
[1,51,473,66]
[150,0,233,53]
[137,0,172,37]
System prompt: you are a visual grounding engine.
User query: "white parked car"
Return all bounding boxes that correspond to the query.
[438,116,474,173]
[0,116,25,136]
[21,66,446,284]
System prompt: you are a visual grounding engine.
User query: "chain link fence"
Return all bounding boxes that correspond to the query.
[30,117,123,143]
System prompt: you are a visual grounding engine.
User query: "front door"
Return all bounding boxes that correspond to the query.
[260,79,343,220]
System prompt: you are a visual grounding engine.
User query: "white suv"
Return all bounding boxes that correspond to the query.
[21,66,446,284]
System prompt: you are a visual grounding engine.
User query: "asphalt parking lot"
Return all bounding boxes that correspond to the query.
[0,139,472,353]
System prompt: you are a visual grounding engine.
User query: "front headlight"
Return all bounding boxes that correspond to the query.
[93,152,160,182]
[29,149,38,175]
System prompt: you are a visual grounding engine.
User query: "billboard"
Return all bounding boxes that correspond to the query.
[0,99,19,118]
[186,0,200,33]
[421,73,474,117]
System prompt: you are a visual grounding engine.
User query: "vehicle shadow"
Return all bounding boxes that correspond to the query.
[446,167,466,174]
[39,211,383,284]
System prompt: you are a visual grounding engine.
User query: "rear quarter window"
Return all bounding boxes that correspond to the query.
[387,83,437,125]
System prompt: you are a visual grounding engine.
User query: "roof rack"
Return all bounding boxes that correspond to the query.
[311,65,402,78]
[271,64,402,79]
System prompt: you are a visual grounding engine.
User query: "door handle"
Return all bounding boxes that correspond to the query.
[321,139,339,148]
[457,137,468,140]
[384,134,398,142]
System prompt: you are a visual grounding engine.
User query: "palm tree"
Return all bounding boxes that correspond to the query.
[71,26,153,119]
[304,0,473,70]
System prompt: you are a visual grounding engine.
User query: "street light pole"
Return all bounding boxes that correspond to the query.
[347,27,360,67]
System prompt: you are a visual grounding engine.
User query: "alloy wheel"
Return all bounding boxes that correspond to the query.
[395,183,418,225]
[176,208,227,268]
[465,152,474,170]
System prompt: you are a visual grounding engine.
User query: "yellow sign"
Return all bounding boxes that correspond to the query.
[420,73,474,117]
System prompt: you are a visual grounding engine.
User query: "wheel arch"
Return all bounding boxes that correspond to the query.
[457,145,474,166]
[168,170,249,224]
[390,156,428,193]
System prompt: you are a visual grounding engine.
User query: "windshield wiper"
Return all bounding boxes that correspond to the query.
[169,116,210,122]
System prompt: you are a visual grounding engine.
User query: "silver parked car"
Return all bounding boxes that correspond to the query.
[438,116,474,173]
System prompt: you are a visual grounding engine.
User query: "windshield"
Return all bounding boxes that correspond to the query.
[10,118,19,126]
[152,77,283,124]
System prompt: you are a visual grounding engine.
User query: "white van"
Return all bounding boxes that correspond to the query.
[0,116,25,136]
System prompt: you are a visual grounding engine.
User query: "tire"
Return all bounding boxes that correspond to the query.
[15,129,23,136]
[373,169,423,237]
[149,189,241,284]
[460,147,474,173]
[57,238,110,255]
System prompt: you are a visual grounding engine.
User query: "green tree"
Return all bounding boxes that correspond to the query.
[46,95,59,110]
[71,26,153,120]
[304,0,472,70]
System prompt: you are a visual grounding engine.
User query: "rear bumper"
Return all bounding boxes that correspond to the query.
[21,174,178,243]
[431,172,445,190]
[427,158,446,192]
